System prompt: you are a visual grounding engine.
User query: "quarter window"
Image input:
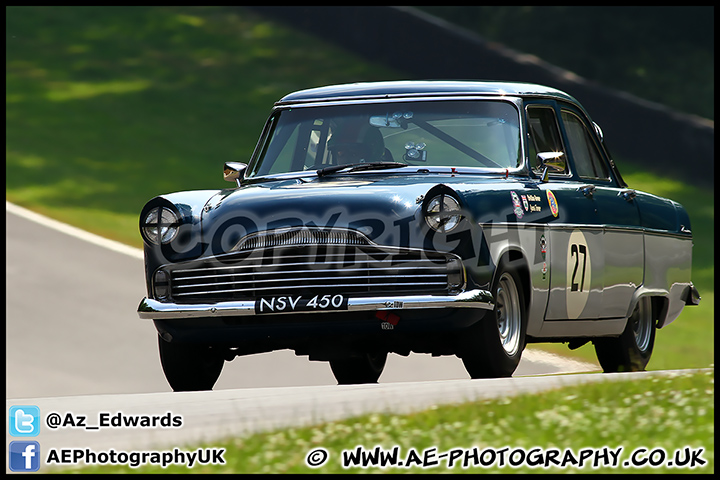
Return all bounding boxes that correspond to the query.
[561,110,610,180]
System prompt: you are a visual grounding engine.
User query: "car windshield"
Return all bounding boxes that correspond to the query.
[247,100,521,178]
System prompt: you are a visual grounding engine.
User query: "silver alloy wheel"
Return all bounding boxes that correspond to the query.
[632,297,652,353]
[496,272,522,356]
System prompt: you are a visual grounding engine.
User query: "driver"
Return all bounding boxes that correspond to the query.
[327,118,386,165]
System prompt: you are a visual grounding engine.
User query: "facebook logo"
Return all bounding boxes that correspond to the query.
[9,405,40,436]
[9,441,41,472]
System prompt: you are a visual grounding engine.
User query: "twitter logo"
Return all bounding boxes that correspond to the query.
[9,405,40,437]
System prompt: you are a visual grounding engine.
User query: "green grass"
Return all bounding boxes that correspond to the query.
[52,369,714,473]
[6,6,403,247]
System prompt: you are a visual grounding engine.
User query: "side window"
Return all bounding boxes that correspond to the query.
[526,105,567,174]
[561,110,610,180]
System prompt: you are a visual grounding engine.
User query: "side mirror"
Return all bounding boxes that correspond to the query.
[223,162,247,184]
[537,152,565,182]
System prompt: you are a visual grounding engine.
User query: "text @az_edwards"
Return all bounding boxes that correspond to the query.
[45,411,182,430]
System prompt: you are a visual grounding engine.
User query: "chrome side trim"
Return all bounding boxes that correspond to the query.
[478,222,692,239]
[138,289,494,320]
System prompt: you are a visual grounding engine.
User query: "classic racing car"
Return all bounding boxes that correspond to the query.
[137,80,699,391]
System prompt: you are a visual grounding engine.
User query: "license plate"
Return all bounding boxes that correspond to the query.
[254,294,348,314]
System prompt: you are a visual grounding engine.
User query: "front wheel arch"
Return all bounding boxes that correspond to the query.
[502,249,531,313]
[457,254,529,378]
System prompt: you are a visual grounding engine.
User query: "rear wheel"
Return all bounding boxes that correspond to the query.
[458,264,527,378]
[158,336,224,392]
[329,352,387,384]
[594,296,655,372]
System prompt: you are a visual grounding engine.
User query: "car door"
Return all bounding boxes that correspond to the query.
[525,102,605,321]
[559,107,643,319]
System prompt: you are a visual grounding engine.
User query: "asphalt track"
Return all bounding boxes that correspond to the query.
[6,201,617,471]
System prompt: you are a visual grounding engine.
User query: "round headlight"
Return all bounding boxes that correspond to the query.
[425,194,462,233]
[142,207,179,245]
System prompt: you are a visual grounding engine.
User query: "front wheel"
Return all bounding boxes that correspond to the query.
[158,336,224,392]
[329,352,387,384]
[593,296,656,372]
[458,265,527,378]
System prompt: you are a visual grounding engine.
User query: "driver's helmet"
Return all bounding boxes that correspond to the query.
[327,118,384,165]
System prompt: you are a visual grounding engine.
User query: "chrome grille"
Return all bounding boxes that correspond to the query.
[162,245,462,303]
[234,227,371,251]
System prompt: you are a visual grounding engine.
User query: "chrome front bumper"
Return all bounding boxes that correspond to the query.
[137,289,494,320]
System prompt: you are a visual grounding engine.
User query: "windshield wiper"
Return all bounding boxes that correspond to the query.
[317,162,408,177]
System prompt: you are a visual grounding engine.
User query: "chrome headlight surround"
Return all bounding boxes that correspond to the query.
[141,206,180,245]
[424,194,463,233]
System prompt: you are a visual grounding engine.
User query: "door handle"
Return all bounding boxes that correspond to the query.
[577,184,596,197]
[618,188,636,202]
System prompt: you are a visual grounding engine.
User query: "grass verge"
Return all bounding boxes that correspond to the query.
[52,369,713,474]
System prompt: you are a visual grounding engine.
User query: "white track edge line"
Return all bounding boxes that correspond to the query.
[5,201,598,372]
[522,348,598,371]
[6,201,144,259]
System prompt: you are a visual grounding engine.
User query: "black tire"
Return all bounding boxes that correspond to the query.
[329,352,387,385]
[458,264,527,378]
[594,297,656,372]
[158,336,224,392]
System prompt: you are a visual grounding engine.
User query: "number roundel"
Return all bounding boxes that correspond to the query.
[566,230,591,319]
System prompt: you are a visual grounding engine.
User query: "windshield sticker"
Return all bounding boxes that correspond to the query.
[547,190,559,217]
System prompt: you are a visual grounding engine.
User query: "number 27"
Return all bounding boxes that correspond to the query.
[570,244,587,292]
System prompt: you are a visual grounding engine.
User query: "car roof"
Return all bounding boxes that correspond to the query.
[276,80,579,105]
